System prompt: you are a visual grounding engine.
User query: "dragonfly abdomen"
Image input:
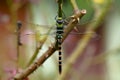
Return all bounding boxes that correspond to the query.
[56,18,64,74]
[56,27,64,34]
[57,38,62,74]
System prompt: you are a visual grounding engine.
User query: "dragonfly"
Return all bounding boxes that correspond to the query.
[15,15,98,75]
[15,0,98,74]
[55,0,64,74]
[15,18,98,74]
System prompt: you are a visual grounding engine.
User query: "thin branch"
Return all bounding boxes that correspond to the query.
[13,9,86,80]
[6,0,22,73]
[25,32,48,67]
[70,0,79,12]
[25,44,42,67]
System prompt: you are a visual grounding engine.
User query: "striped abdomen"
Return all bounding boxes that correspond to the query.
[56,17,64,74]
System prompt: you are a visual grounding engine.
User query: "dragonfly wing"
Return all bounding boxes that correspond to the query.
[17,20,99,40]
[20,21,57,35]
[63,18,99,40]
[71,31,99,40]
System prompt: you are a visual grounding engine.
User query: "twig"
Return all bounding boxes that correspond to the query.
[13,9,86,80]
[25,44,42,67]
[57,0,112,80]
[70,0,79,11]
[7,0,23,74]
[25,31,49,67]
[16,21,22,72]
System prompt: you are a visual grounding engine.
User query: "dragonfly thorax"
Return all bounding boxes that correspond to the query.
[56,17,64,27]
[56,18,64,24]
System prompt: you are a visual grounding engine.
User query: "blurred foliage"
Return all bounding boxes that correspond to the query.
[1,0,120,80]
[114,0,120,12]
[63,0,94,23]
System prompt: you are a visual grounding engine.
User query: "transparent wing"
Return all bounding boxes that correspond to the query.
[20,21,56,35]
[16,19,99,41]
[10,19,99,48]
